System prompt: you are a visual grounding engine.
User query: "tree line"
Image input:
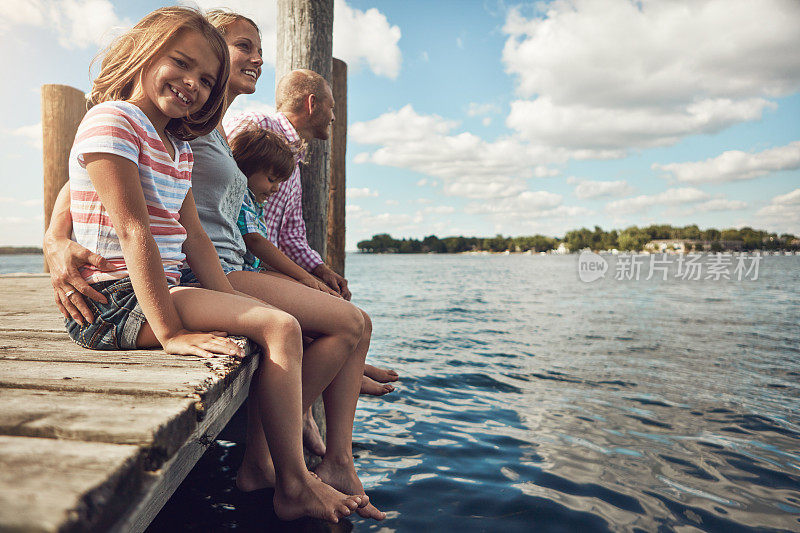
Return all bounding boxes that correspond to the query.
[356,225,799,254]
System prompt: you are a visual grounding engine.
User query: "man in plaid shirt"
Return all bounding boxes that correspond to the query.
[224,69,350,298]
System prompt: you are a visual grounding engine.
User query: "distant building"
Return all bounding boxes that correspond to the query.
[554,242,569,255]
[644,239,744,253]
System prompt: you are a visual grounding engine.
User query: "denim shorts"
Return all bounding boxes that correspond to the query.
[65,277,146,350]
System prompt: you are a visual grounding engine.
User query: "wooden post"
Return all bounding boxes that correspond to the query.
[326,58,347,276]
[41,84,86,272]
[276,0,333,258]
[276,0,334,462]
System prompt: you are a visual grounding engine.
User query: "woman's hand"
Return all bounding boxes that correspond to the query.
[299,274,342,298]
[45,236,115,324]
[161,329,245,359]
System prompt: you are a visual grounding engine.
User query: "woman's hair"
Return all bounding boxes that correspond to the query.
[229,126,296,182]
[89,6,230,141]
[205,9,260,36]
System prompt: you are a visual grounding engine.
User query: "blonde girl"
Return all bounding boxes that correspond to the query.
[64,6,361,523]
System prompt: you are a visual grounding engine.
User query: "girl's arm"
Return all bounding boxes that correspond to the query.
[243,232,341,297]
[84,153,239,357]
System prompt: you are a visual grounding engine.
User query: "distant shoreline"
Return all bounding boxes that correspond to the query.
[0,247,43,255]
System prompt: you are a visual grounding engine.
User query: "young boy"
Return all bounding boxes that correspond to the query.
[230,126,337,295]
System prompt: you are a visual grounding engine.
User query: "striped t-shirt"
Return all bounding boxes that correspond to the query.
[69,101,193,285]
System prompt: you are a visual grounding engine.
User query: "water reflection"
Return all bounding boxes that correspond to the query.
[151,255,800,532]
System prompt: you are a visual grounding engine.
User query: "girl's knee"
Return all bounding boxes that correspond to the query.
[260,309,302,344]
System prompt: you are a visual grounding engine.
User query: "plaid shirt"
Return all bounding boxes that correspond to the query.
[223,111,323,272]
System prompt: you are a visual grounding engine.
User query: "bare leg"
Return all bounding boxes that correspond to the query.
[137,287,362,523]
[228,271,385,520]
[304,406,327,456]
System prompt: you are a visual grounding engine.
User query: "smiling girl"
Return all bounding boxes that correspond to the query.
[65,6,362,523]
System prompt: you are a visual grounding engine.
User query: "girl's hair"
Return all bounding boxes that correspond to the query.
[205,9,260,37]
[89,6,230,141]
[229,126,296,182]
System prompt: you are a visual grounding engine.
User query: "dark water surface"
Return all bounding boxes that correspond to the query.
[6,253,796,531]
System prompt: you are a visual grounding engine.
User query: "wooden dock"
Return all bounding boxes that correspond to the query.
[0,273,259,532]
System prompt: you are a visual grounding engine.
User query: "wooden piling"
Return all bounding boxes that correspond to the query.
[276,0,333,258]
[276,0,335,461]
[41,85,86,272]
[326,58,347,276]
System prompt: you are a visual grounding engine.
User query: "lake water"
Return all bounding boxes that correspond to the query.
[3,253,799,531]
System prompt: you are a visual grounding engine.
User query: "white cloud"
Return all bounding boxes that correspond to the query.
[225,96,275,117]
[507,96,774,150]
[416,179,428,187]
[693,199,747,212]
[502,0,800,151]
[653,141,800,183]
[423,205,455,215]
[333,0,401,79]
[606,187,710,214]
[467,102,499,117]
[0,0,130,48]
[754,188,800,234]
[0,197,43,207]
[346,187,378,199]
[351,105,563,200]
[189,0,401,78]
[464,190,563,215]
[9,122,42,150]
[352,104,459,145]
[771,189,800,206]
[385,199,399,206]
[567,177,634,199]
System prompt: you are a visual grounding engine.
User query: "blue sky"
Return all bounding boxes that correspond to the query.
[1,0,799,249]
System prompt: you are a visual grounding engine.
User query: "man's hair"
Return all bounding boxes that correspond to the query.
[275,69,329,113]
[229,126,296,181]
[89,6,229,141]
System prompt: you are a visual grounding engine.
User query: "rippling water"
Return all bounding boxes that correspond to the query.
[5,253,797,531]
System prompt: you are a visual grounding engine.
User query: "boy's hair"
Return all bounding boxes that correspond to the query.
[229,126,296,182]
[89,6,230,141]
[205,9,260,37]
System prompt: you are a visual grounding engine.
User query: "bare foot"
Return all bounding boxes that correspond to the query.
[315,458,387,521]
[303,407,327,456]
[364,364,399,383]
[360,375,395,396]
[236,456,276,492]
[273,472,362,523]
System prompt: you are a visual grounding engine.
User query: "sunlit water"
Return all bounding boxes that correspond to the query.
[3,253,798,531]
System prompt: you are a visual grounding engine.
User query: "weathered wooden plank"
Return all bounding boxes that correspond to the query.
[0,274,63,332]
[0,388,194,445]
[0,359,215,397]
[110,352,258,533]
[0,435,142,533]
[0,332,221,367]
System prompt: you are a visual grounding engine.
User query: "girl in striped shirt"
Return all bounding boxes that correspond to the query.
[65,6,363,523]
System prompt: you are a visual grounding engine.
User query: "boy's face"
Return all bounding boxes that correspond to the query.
[248,170,283,204]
